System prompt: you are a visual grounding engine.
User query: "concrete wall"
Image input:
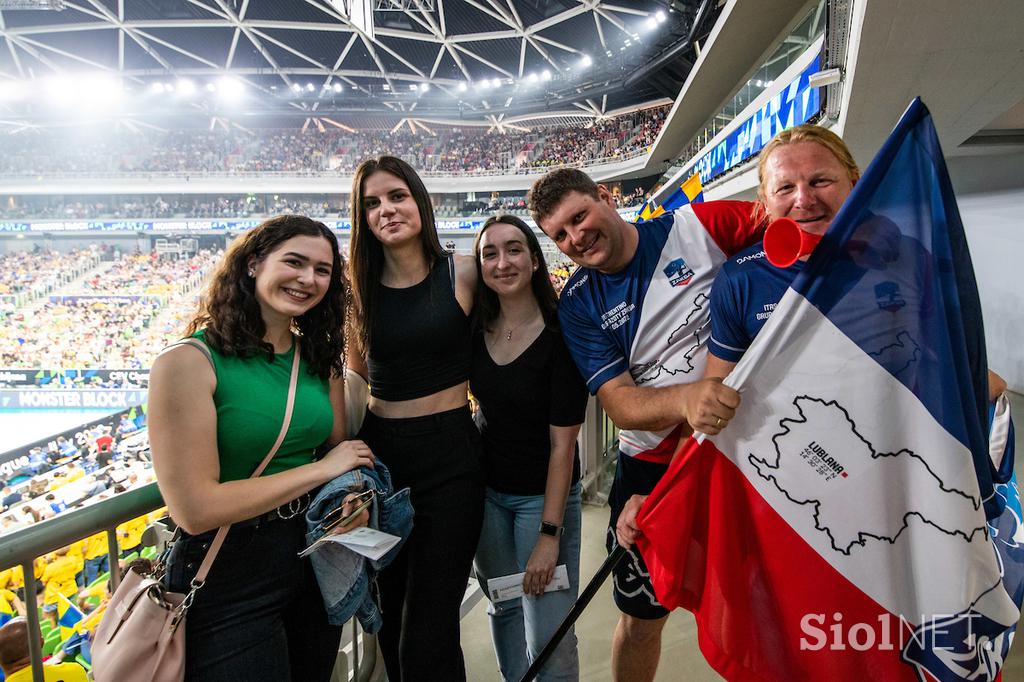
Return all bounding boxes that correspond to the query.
[955,185,1024,392]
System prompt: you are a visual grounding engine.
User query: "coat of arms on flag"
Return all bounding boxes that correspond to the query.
[636,99,1021,681]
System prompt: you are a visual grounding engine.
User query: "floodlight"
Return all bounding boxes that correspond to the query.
[419,82,429,92]
[217,77,245,99]
[656,10,666,23]
[292,83,302,92]
[457,82,467,92]
[527,72,538,83]
[305,83,315,92]
[541,70,551,82]
[176,79,196,96]
[332,82,342,93]
[646,17,657,30]
[0,80,27,101]
[491,78,501,88]
[206,83,217,92]
[409,83,418,91]
[579,54,592,68]
[150,82,165,94]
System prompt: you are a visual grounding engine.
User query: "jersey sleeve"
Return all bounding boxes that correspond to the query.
[691,200,765,257]
[708,266,750,363]
[558,291,627,394]
[548,333,590,427]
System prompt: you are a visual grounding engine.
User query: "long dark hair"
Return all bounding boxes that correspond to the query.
[186,214,346,379]
[473,214,559,333]
[348,156,446,356]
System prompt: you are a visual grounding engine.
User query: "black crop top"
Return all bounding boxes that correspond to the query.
[368,256,472,401]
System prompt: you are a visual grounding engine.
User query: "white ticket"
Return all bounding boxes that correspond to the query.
[486,564,570,603]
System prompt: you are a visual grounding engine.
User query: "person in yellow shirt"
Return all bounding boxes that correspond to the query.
[39,548,78,631]
[65,540,85,588]
[0,588,24,626]
[82,531,109,586]
[0,617,87,682]
[115,514,147,559]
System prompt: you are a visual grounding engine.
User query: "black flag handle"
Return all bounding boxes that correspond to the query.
[519,544,629,682]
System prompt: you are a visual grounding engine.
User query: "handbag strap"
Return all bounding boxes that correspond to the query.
[188,336,303,588]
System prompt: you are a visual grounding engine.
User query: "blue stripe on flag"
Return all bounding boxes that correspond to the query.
[786,98,995,516]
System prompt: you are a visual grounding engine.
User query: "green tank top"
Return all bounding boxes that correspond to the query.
[193,331,333,482]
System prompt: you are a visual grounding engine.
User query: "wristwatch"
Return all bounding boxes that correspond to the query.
[539,521,564,538]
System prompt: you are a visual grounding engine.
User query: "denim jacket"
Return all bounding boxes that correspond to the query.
[305,460,413,631]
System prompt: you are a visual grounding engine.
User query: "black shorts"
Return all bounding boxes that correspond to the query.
[606,454,670,620]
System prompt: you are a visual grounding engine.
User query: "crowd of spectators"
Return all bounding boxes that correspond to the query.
[0,249,100,297]
[0,249,221,368]
[0,105,668,178]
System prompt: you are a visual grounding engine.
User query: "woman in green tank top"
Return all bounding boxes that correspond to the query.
[149,215,375,681]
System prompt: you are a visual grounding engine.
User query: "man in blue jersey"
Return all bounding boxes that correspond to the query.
[706,123,1009,415]
[529,168,761,682]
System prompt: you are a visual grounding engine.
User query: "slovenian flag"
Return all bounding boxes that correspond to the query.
[56,592,84,641]
[636,98,1021,681]
[639,172,704,221]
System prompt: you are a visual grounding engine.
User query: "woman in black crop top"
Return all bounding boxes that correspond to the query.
[347,156,484,682]
[469,215,588,681]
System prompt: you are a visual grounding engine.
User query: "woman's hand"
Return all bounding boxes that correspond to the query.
[328,492,370,535]
[319,439,375,479]
[523,535,559,596]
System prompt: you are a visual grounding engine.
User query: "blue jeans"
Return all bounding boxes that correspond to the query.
[474,483,582,682]
[84,555,108,586]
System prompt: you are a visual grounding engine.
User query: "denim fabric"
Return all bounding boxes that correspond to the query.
[164,514,341,682]
[474,483,583,682]
[83,554,108,589]
[305,460,414,631]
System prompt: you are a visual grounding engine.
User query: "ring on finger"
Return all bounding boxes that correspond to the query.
[715,416,723,428]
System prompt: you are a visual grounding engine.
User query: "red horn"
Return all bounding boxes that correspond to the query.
[763,217,823,268]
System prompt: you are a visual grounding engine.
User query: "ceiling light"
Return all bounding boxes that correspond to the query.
[579,54,592,68]
[206,82,217,92]
[656,10,667,23]
[541,70,551,81]
[291,83,302,93]
[305,83,315,92]
[457,82,467,92]
[150,82,165,94]
[646,17,657,30]
[176,79,196,96]
[419,82,429,92]
[217,77,245,99]
[332,82,342,92]
[491,78,501,88]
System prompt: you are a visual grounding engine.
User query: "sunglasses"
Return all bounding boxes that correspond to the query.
[321,489,374,533]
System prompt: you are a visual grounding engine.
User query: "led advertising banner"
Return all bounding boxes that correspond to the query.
[0,368,150,388]
[691,56,822,185]
[0,389,147,410]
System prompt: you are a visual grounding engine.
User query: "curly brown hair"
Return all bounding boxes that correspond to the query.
[186,215,347,379]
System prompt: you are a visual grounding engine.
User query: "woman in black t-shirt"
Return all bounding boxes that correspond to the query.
[470,215,588,681]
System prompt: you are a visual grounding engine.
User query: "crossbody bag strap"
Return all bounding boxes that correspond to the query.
[161,338,216,374]
[190,337,303,587]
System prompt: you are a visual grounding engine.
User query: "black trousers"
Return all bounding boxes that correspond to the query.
[358,406,485,682]
[165,514,342,682]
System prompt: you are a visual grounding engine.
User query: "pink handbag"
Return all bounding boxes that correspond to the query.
[91,337,302,681]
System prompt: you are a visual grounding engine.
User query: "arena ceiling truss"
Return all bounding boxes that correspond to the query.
[0,0,710,130]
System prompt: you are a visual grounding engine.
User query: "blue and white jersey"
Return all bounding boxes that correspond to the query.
[559,201,761,463]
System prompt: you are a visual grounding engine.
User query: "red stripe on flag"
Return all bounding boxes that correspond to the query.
[626,424,686,464]
[636,438,920,681]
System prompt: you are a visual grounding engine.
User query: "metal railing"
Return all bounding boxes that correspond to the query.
[0,483,378,682]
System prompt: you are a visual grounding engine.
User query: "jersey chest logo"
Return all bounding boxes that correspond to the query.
[875,281,906,312]
[663,257,694,287]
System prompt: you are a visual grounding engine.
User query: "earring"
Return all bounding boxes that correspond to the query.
[248,269,255,277]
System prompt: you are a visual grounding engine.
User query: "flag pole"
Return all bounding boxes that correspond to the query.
[519,544,628,682]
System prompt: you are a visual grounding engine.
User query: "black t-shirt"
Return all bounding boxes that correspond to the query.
[470,326,589,496]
